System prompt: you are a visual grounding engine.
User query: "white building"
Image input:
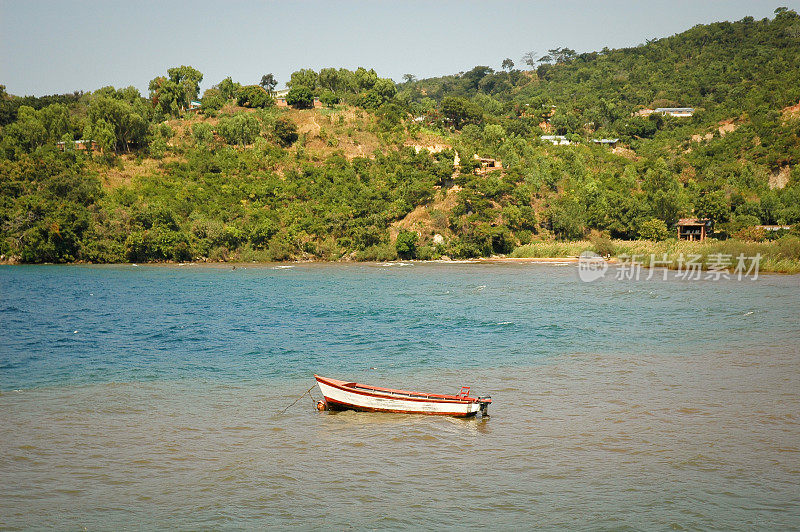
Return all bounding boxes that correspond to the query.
[540,135,571,145]
[654,107,694,117]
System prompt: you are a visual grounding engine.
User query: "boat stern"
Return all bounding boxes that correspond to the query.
[478,396,492,416]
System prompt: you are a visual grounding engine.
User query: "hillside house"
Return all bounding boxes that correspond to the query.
[676,218,711,241]
[655,107,694,117]
[275,96,322,108]
[592,138,619,147]
[56,139,100,152]
[473,155,502,175]
[187,100,202,111]
[541,135,571,146]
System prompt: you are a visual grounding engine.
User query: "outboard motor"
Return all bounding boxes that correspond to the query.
[478,396,491,416]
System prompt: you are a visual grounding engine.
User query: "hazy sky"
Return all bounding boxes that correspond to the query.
[2,1,798,96]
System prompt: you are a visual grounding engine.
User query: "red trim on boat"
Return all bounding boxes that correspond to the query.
[315,375,490,405]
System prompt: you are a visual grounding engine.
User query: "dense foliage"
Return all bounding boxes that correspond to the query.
[1,10,799,264]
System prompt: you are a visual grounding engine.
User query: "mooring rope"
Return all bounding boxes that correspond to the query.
[279,384,316,415]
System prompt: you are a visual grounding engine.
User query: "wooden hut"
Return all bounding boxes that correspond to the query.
[676,218,712,241]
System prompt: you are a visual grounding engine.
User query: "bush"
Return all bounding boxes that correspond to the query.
[734,226,767,242]
[319,90,339,108]
[236,85,274,109]
[201,88,225,113]
[216,112,260,146]
[149,136,167,158]
[638,218,670,241]
[356,243,397,261]
[395,230,418,259]
[191,122,214,147]
[590,232,616,256]
[274,117,298,147]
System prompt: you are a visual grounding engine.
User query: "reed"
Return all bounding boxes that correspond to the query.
[511,236,800,274]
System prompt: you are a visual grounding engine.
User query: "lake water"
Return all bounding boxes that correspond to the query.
[1,263,799,529]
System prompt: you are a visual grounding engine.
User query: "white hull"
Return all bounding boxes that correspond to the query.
[316,378,484,416]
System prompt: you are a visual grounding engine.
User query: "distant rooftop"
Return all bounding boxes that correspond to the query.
[676,218,711,226]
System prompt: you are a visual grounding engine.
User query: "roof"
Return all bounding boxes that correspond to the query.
[655,107,694,112]
[676,218,711,226]
[592,138,619,143]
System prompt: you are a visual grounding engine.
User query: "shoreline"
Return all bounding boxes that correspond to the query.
[0,256,606,267]
[3,256,798,276]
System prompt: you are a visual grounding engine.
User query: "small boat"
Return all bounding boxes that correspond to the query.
[314,375,491,417]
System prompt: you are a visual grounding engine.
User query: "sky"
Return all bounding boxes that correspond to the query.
[2,0,798,97]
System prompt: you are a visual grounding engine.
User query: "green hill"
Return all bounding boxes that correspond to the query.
[1,9,799,267]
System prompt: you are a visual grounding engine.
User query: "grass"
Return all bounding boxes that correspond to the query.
[511,236,800,274]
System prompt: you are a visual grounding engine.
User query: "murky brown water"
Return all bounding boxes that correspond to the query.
[2,348,798,529]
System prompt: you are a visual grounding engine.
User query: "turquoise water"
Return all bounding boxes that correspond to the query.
[3,263,797,389]
[1,263,799,529]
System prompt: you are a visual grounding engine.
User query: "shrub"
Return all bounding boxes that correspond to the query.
[356,243,398,261]
[590,232,616,256]
[191,122,214,147]
[395,230,418,259]
[319,90,339,108]
[274,117,298,147]
[734,226,766,242]
[638,218,670,241]
[216,112,260,146]
[201,88,225,113]
[236,85,274,109]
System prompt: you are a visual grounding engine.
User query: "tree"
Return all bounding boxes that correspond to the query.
[319,90,340,108]
[287,69,318,90]
[200,88,224,113]
[0,84,16,126]
[695,190,731,225]
[87,95,148,152]
[286,86,314,109]
[501,58,515,71]
[149,65,203,116]
[318,68,346,93]
[259,73,277,94]
[4,106,47,152]
[354,67,378,90]
[395,230,418,259]
[463,65,493,91]
[483,124,505,146]
[440,96,483,129]
[521,51,537,69]
[167,65,203,103]
[216,77,241,100]
[547,198,586,240]
[643,159,686,225]
[357,78,397,109]
[402,74,417,83]
[544,47,576,64]
[236,85,274,108]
